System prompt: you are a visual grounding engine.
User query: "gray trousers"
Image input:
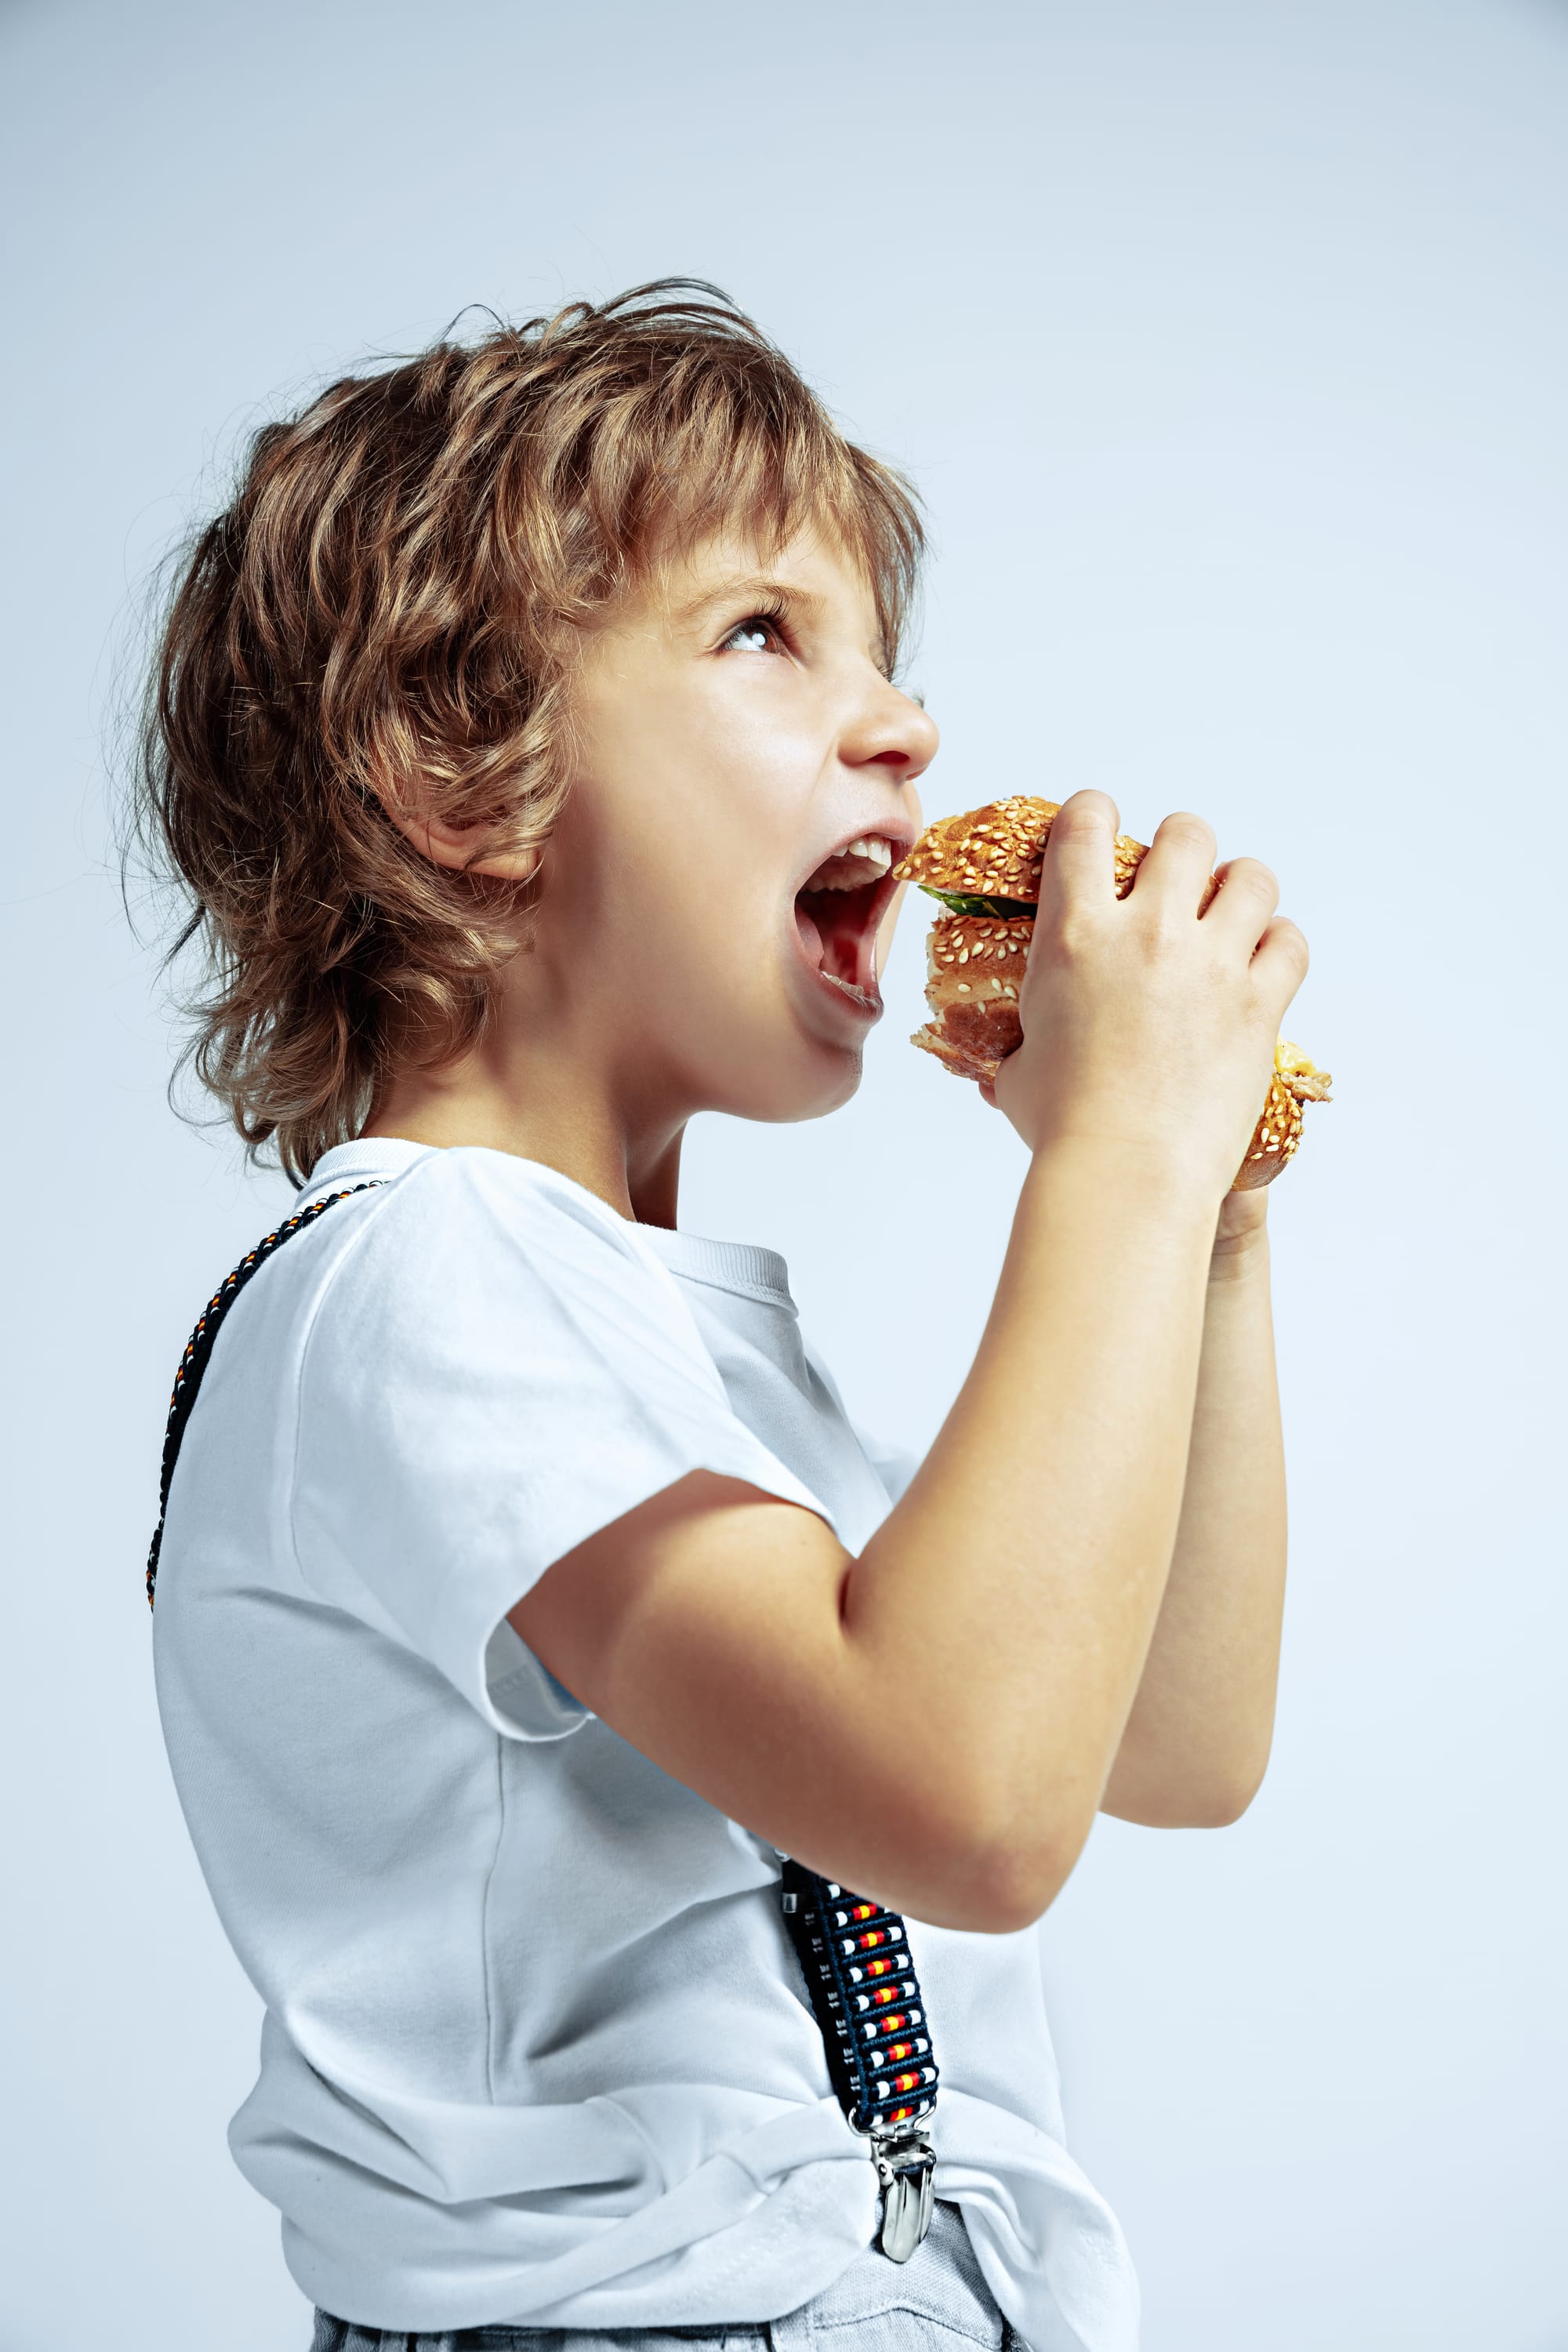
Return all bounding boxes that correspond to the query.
[310,2201,1025,2350]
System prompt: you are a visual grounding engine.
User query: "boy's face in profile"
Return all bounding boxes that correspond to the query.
[531,526,938,1126]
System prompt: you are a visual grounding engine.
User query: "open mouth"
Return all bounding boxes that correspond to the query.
[793,835,906,1016]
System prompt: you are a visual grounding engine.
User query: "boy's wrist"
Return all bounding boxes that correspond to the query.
[1020,1135,1227,1259]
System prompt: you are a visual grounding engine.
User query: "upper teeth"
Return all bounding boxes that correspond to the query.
[807,836,896,890]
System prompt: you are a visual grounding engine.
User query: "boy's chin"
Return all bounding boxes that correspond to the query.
[706,1027,866,1125]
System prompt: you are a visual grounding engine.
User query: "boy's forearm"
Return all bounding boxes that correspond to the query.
[844,1137,1219,1923]
[1100,1230,1287,1827]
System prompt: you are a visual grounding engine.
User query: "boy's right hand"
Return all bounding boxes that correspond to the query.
[989,790,1310,1196]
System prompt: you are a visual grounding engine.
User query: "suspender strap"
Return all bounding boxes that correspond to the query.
[780,1859,939,2259]
[145,1181,942,2260]
[145,1183,385,1610]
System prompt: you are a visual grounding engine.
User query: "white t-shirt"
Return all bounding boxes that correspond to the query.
[153,1138,1138,2350]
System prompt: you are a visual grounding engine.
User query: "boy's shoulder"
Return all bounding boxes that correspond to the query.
[283,1142,717,1406]
[299,1143,657,1295]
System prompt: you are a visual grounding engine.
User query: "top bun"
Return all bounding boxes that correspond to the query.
[892,796,1181,906]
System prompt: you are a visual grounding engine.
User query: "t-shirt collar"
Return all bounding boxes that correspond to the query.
[636,1225,794,1308]
[299,1138,794,1308]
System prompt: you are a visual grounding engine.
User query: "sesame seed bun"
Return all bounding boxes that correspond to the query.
[900,801,1331,1190]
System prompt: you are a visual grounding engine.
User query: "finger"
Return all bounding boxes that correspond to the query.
[988,1047,1026,1120]
[1038,789,1123,920]
[1214,1188,1269,1249]
[1202,855,1281,946]
[1130,810,1218,911]
[1250,914,1310,1012]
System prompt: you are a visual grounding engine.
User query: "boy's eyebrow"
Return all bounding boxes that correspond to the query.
[674,572,825,626]
[675,570,893,679]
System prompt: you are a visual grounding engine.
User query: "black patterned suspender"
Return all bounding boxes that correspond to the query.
[779,1860,938,2258]
[146,1181,941,2260]
[145,1184,387,1609]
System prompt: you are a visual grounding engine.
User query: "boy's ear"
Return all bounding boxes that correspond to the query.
[382,800,543,884]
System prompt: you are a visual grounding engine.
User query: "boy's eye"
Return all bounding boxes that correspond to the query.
[721,612,783,655]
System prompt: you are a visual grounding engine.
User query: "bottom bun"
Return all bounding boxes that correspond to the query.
[911,1025,1007,1084]
[917,911,1031,1072]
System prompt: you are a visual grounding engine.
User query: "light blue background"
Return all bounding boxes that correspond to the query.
[2,1,1565,2345]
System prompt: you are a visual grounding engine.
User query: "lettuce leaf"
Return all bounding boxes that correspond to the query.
[919,885,1037,919]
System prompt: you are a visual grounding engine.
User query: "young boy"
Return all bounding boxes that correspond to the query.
[142,283,1305,2352]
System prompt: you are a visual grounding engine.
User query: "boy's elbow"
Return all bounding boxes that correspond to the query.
[1171,1773,1262,1829]
[902,1783,1098,1935]
[924,1737,1274,1922]
[1182,1726,1276,1826]
[1188,1745,1272,1827]
[1103,1741,1272,1831]
[957,1846,1081,1934]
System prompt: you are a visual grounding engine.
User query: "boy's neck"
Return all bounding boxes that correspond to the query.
[363,1033,686,1230]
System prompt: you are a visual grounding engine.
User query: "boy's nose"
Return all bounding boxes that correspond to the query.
[847,687,939,782]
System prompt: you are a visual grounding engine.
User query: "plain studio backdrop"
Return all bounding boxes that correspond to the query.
[2,1,1565,2345]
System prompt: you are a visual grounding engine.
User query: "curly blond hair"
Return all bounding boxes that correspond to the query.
[136,281,924,1181]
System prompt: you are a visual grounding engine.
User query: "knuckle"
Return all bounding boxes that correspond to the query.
[1158,810,1216,854]
[1272,917,1310,971]
[1054,788,1118,837]
[1225,857,1279,899]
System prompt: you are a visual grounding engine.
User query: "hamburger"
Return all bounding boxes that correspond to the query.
[892,797,1331,1191]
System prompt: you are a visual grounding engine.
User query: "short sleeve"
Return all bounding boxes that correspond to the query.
[291,1150,826,1740]
[852,1425,923,1508]
[800,1338,924,1508]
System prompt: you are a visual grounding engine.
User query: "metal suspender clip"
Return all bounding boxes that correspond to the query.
[870,2125,937,2262]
